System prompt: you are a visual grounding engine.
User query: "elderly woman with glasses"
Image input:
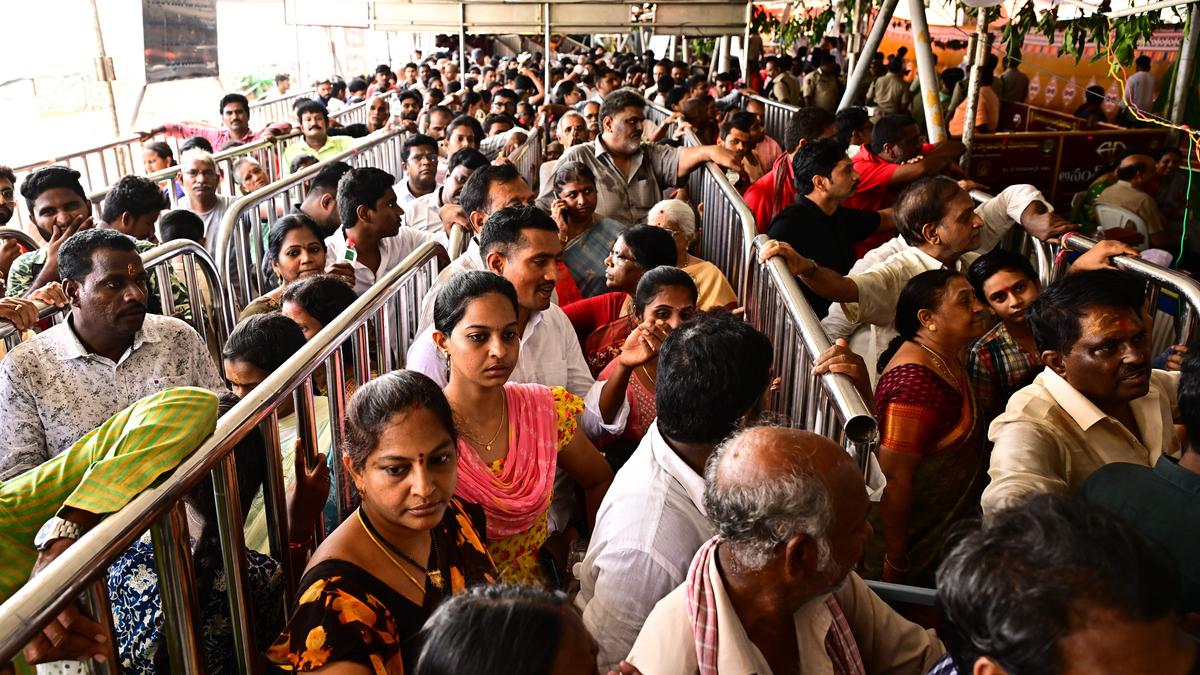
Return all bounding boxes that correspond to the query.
[647,199,738,310]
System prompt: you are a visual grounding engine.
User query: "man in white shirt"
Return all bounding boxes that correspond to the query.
[0,229,225,479]
[575,311,777,671]
[983,268,1181,514]
[418,163,541,330]
[405,148,489,236]
[1121,55,1156,123]
[766,178,1073,376]
[393,134,440,204]
[324,166,438,295]
[179,149,237,254]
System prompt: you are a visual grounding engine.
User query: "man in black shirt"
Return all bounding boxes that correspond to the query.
[766,138,894,316]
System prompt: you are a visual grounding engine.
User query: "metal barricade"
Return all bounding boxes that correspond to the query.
[968,189,1055,287]
[86,134,296,213]
[0,241,232,362]
[215,129,409,313]
[249,88,315,129]
[1058,232,1200,347]
[746,233,879,464]
[645,101,679,141]
[508,129,543,190]
[0,241,447,672]
[744,94,800,149]
[678,129,758,298]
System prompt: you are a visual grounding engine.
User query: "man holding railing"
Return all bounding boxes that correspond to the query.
[138,93,291,152]
[536,90,741,226]
[0,229,225,480]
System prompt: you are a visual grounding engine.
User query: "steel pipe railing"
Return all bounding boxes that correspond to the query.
[678,129,758,299]
[0,241,448,669]
[747,234,880,466]
[743,94,799,149]
[0,227,39,251]
[215,128,409,313]
[249,88,316,129]
[1059,232,1200,346]
[0,240,232,362]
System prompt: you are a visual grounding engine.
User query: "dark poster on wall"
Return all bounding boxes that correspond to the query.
[143,0,219,83]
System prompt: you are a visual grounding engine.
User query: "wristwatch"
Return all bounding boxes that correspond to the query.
[34,516,83,552]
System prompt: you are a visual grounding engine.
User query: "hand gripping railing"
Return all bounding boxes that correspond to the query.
[968,189,1055,287]
[0,301,66,354]
[249,88,316,129]
[747,234,879,465]
[1057,232,1200,347]
[743,94,800,149]
[215,128,409,313]
[645,101,680,141]
[678,129,758,298]
[0,227,39,251]
[0,241,448,672]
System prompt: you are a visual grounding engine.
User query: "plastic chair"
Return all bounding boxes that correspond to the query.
[1094,202,1151,251]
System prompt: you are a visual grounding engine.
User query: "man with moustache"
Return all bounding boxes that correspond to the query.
[537,89,741,225]
[282,101,355,172]
[0,228,224,479]
[982,268,1183,514]
[766,139,895,317]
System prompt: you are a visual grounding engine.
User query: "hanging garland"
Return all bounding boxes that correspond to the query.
[747,0,1181,67]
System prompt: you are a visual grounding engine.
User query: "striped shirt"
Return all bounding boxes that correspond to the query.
[0,387,218,602]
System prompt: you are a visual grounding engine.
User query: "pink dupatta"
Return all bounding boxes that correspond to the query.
[454,383,559,539]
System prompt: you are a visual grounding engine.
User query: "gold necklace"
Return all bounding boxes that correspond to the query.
[913,340,961,389]
[357,509,427,592]
[463,393,507,454]
[638,364,656,387]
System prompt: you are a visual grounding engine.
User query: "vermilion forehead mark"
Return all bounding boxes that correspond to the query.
[127,263,137,276]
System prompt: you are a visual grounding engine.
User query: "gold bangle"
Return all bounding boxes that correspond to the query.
[884,554,911,572]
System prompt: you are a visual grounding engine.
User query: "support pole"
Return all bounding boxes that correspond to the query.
[960,8,994,170]
[88,0,120,139]
[908,0,946,142]
[838,0,901,110]
[743,1,753,84]
[1170,4,1200,133]
[544,3,552,87]
[458,4,467,88]
[682,35,689,63]
[718,35,732,73]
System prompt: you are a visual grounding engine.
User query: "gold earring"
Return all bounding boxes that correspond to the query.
[927,324,937,332]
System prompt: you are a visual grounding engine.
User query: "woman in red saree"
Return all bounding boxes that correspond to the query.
[866,269,990,587]
[432,270,616,587]
[561,225,678,375]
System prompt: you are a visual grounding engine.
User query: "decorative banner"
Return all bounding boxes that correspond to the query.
[143,0,219,84]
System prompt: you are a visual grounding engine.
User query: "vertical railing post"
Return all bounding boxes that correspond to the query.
[150,502,206,674]
[211,453,262,675]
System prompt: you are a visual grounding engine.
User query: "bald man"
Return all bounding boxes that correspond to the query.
[1096,153,1169,249]
[628,427,945,675]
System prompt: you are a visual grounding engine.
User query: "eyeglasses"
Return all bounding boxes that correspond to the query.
[408,153,438,164]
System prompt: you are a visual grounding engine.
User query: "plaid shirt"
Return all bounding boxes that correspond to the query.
[968,321,1042,417]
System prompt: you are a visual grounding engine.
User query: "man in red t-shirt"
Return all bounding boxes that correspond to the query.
[844,114,966,253]
[745,107,837,232]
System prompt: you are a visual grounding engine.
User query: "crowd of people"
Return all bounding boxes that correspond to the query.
[0,35,1197,675]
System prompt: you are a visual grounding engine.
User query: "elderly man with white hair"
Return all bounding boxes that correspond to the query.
[647,199,737,309]
[626,426,945,674]
[179,149,237,253]
[539,111,592,190]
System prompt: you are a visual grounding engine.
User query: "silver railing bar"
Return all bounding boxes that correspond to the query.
[0,241,448,664]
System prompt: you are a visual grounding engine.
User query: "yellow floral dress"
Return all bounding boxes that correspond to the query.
[478,386,583,586]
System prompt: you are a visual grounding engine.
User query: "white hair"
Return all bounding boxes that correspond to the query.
[648,199,696,241]
[703,427,834,572]
[180,148,217,171]
[557,111,585,133]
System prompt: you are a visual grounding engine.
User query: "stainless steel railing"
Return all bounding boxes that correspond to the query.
[678,129,758,298]
[0,241,448,671]
[968,189,1055,287]
[0,227,39,251]
[1058,232,1200,346]
[0,240,233,364]
[747,234,879,463]
[744,94,800,148]
[249,88,316,129]
[215,128,409,313]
